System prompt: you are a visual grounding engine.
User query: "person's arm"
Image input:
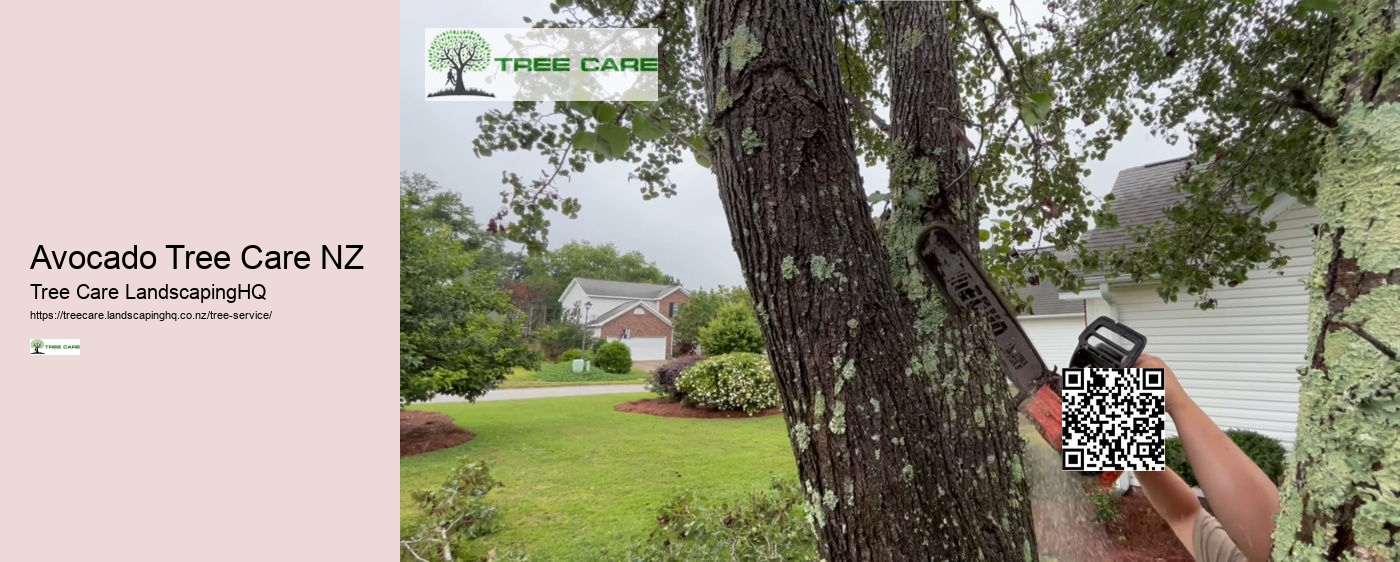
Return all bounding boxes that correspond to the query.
[1133,467,1203,550]
[1136,354,1280,562]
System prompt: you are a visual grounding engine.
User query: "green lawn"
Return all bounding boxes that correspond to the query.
[497,362,650,389]
[401,393,797,560]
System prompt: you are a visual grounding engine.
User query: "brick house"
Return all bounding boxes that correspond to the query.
[558,278,690,361]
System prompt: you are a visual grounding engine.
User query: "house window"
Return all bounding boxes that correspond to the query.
[669,302,678,318]
[621,328,632,339]
[633,308,645,315]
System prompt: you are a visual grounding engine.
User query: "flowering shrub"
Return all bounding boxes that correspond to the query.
[648,355,706,401]
[676,352,780,413]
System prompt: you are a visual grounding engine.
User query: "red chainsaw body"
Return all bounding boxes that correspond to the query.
[1024,386,1064,451]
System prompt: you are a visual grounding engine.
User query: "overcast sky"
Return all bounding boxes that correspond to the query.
[400,0,1185,291]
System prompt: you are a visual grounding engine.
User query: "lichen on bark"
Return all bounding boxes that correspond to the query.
[1273,88,1400,560]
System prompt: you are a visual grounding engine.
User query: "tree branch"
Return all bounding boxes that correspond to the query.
[847,91,890,134]
[1337,319,1399,361]
[1282,85,1340,128]
[399,539,433,562]
[962,0,1025,91]
[437,526,455,562]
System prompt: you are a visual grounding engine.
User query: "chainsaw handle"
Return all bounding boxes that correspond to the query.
[1070,316,1148,370]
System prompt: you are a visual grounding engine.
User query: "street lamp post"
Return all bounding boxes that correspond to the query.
[581,301,592,371]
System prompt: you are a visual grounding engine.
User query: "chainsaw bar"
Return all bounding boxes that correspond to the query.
[916,223,1117,488]
[914,223,1058,404]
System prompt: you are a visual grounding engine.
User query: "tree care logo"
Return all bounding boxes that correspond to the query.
[427,30,494,98]
[423,28,660,102]
[30,338,80,356]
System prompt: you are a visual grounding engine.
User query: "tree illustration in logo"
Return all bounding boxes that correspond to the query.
[428,30,494,97]
[31,339,44,354]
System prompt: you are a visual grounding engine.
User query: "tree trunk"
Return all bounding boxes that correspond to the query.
[880,0,1039,556]
[700,1,1036,559]
[453,66,466,93]
[1273,2,1400,558]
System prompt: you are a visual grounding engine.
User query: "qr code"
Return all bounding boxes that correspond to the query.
[1061,368,1165,471]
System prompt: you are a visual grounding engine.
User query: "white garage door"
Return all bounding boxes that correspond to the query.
[620,337,667,361]
[1114,204,1317,450]
[1019,314,1086,370]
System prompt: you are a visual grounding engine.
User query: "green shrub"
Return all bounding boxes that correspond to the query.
[531,361,638,383]
[558,348,584,362]
[1085,486,1122,523]
[593,341,634,374]
[1165,430,1285,487]
[698,303,765,355]
[400,457,504,562]
[648,355,706,401]
[623,477,817,562]
[676,353,780,413]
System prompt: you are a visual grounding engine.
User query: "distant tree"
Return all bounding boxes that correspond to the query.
[518,241,678,322]
[400,179,535,405]
[400,171,514,277]
[699,302,766,356]
[672,286,752,349]
[532,323,601,361]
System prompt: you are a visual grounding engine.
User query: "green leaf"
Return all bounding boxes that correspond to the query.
[592,103,619,123]
[568,101,598,115]
[694,152,713,169]
[596,123,631,157]
[631,113,665,141]
[570,131,597,152]
[1300,0,1340,13]
[979,229,991,243]
[1019,91,1053,126]
[867,191,890,204]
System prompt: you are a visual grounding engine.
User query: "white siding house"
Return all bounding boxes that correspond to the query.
[1063,157,1316,450]
[557,278,689,361]
[1012,271,1087,369]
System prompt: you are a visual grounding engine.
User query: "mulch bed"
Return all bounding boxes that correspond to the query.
[400,411,475,458]
[1034,489,1193,561]
[614,397,783,419]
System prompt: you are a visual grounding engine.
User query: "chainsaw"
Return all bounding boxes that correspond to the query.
[915,223,1148,492]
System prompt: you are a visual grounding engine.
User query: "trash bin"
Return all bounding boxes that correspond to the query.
[572,358,585,373]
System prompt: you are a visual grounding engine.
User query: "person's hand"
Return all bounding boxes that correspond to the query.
[1134,353,1189,415]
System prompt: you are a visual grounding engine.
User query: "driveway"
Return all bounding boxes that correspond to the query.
[427,384,648,403]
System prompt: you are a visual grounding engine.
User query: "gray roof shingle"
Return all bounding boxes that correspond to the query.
[1013,282,1084,316]
[1007,247,1085,316]
[574,278,681,300]
[1084,156,1193,253]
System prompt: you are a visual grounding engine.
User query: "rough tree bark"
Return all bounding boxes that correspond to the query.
[1273,1,1400,558]
[700,1,1037,559]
